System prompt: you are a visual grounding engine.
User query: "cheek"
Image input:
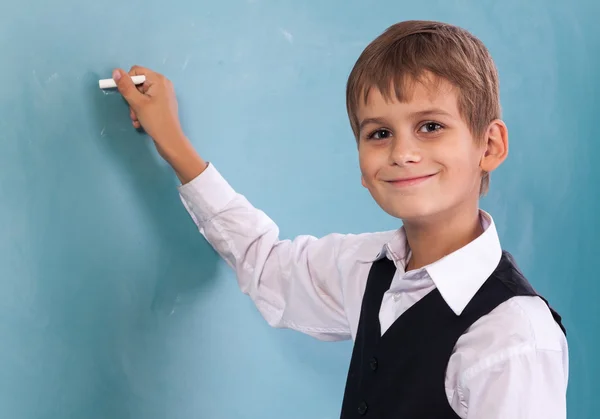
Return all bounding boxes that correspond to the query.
[449,158,477,178]
[358,151,377,180]
[440,139,482,171]
[359,159,382,192]
[442,150,483,188]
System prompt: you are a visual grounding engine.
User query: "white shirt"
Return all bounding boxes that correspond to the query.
[178,162,569,419]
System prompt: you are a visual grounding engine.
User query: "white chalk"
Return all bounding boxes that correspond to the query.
[99,75,146,89]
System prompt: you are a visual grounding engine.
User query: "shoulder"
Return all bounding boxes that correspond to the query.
[448,295,568,388]
[312,229,397,340]
[464,247,567,353]
[335,229,398,262]
[470,295,566,351]
[291,229,397,268]
[446,296,569,417]
[331,229,400,279]
[336,227,396,273]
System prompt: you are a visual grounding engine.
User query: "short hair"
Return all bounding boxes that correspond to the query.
[346,20,501,195]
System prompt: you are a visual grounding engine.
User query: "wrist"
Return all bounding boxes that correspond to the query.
[153,126,187,150]
[159,134,207,184]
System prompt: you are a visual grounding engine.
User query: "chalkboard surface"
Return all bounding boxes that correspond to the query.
[0,0,597,418]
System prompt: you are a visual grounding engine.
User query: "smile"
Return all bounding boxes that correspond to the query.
[386,173,437,188]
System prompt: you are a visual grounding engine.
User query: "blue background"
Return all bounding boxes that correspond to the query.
[0,0,597,417]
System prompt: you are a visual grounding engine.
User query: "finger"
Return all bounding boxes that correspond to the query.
[129,65,151,76]
[134,81,150,95]
[140,81,151,94]
[129,107,138,122]
[113,69,145,109]
[129,65,157,83]
[129,67,155,94]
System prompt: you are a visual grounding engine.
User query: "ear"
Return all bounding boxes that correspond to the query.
[361,174,367,188]
[480,119,508,173]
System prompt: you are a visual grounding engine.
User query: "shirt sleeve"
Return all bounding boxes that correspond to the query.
[459,343,568,419]
[177,162,356,341]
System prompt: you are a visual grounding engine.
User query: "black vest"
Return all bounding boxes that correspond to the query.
[340,251,565,418]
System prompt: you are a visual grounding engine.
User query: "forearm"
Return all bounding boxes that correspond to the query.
[159,132,208,184]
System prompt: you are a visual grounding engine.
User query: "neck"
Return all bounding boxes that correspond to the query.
[404,205,483,271]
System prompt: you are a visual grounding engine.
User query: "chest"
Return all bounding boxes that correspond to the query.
[346,261,436,339]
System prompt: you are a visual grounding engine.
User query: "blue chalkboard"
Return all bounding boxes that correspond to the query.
[0,0,597,418]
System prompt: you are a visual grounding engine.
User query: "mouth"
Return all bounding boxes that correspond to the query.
[385,173,437,187]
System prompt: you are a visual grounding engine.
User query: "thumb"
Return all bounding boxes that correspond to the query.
[113,69,143,108]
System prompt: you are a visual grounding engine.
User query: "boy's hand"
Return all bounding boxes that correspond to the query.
[112,66,207,183]
[113,66,182,148]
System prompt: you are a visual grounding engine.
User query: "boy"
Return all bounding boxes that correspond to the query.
[112,20,568,418]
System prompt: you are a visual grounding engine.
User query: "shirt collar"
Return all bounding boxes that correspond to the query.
[373,210,502,315]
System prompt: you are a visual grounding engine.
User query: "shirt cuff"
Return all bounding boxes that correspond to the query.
[177,162,237,223]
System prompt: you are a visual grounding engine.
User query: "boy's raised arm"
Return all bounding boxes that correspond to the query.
[113,66,357,341]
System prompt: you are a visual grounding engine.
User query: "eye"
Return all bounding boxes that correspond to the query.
[367,129,393,140]
[418,122,443,133]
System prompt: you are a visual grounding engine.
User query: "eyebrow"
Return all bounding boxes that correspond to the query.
[358,117,388,133]
[358,108,454,133]
[409,108,454,119]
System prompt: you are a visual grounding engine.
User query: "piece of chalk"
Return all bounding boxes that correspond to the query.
[99,75,146,89]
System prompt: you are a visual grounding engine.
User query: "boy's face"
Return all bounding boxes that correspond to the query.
[357,75,503,223]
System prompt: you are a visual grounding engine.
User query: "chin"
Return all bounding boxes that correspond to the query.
[379,199,445,223]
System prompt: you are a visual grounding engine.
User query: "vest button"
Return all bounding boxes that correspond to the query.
[357,401,368,415]
[369,357,378,371]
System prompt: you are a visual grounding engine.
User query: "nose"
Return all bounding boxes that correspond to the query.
[389,136,421,166]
